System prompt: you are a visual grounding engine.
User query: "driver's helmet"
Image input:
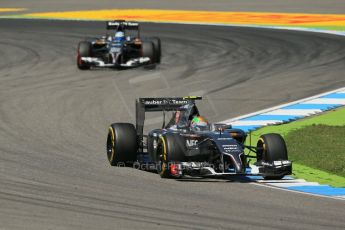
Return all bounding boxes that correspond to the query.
[114,31,125,42]
[190,116,210,131]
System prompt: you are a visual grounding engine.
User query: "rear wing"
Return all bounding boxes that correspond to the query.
[135,97,202,150]
[137,97,201,111]
[106,20,140,30]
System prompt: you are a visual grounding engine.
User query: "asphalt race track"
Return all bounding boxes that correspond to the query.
[1,19,345,229]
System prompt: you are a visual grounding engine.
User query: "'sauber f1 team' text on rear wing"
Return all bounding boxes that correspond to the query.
[106,20,140,30]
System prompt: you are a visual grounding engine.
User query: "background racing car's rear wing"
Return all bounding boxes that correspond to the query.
[107,20,141,38]
[135,97,202,150]
[107,20,140,30]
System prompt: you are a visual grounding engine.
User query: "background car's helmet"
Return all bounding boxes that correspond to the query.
[191,116,210,131]
[114,31,125,42]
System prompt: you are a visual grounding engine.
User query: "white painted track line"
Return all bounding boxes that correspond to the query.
[263,109,322,116]
[301,98,345,104]
[266,182,320,187]
[229,120,283,126]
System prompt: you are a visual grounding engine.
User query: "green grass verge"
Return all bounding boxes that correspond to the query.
[282,25,345,32]
[246,107,345,187]
[286,125,345,176]
[307,26,345,31]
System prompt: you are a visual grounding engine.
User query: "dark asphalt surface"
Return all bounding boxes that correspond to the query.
[1,18,345,229]
[1,0,345,14]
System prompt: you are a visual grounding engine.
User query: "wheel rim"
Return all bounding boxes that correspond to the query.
[77,54,82,66]
[157,137,168,176]
[107,127,116,163]
[257,138,265,162]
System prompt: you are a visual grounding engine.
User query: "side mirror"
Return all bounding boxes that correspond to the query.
[212,123,232,131]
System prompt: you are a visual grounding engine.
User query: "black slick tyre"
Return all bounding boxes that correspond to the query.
[157,133,186,178]
[151,37,161,63]
[256,133,288,180]
[77,41,92,70]
[141,41,155,64]
[106,123,138,166]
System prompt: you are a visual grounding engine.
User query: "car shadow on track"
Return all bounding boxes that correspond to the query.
[175,175,259,183]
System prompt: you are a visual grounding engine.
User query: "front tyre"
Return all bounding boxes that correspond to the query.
[141,41,156,64]
[77,41,92,70]
[256,133,288,180]
[151,37,161,64]
[106,123,138,166]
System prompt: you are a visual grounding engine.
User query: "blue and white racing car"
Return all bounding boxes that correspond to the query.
[77,20,161,69]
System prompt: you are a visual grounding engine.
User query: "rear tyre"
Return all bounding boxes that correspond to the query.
[77,41,92,70]
[141,41,156,64]
[157,133,186,178]
[256,133,288,180]
[106,123,138,166]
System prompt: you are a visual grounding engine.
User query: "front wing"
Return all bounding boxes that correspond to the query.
[81,56,151,67]
[169,161,292,178]
[135,155,292,178]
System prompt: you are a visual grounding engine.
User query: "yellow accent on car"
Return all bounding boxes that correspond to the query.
[160,162,167,176]
[159,136,167,161]
[109,127,116,162]
[229,132,239,137]
[95,39,106,45]
[184,96,196,99]
[258,138,266,152]
[183,96,202,100]
[159,136,167,176]
[134,38,142,45]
